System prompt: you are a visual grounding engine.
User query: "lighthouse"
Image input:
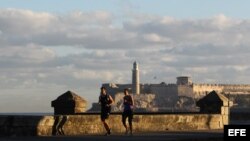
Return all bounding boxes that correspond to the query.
[132,61,140,95]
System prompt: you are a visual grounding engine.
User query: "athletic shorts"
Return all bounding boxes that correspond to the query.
[122,110,133,123]
[101,107,111,121]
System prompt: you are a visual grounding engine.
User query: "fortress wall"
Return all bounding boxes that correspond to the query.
[223,84,250,94]
[0,113,227,136]
[193,84,224,99]
[177,85,193,98]
[150,85,178,97]
[140,83,177,93]
[192,84,250,97]
[148,85,178,108]
[141,84,151,93]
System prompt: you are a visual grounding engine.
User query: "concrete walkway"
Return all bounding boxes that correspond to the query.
[0,130,223,141]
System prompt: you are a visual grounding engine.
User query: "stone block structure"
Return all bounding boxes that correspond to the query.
[197,90,232,125]
[196,90,232,113]
[51,91,87,115]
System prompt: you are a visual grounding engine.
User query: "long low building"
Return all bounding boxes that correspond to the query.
[99,62,250,112]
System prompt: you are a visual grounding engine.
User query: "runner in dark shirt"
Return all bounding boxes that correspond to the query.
[99,86,114,136]
[122,88,134,135]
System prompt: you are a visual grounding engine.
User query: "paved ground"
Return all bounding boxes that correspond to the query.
[0,130,223,141]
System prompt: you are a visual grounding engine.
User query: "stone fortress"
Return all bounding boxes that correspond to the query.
[1,62,243,136]
[97,62,250,112]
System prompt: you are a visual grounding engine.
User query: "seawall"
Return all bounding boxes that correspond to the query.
[0,112,227,136]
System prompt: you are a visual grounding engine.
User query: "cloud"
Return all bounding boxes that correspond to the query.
[0,44,55,62]
[1,9,250,112]
[0,9,57,39]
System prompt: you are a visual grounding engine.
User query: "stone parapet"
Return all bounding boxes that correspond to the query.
[51,91,87,115]
[0,112,227,136]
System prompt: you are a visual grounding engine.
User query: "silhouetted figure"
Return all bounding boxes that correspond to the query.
[122,88,134,135]
[99,86,114,136]
[57,116,67,135]
[52,116,67,135]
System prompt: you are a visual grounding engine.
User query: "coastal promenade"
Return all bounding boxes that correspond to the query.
[0,130,223,141]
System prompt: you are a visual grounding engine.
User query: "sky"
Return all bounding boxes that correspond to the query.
[1,0,250,112]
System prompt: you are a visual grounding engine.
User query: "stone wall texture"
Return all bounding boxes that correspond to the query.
[0,113,227,136]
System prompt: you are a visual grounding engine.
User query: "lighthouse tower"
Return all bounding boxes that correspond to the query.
[132,61,140,95]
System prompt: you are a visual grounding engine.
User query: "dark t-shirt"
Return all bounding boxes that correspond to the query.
[99,94,111,111]
[123,95,133,111]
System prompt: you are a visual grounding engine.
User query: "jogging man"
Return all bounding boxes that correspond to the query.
[99,86,114,136]
[122,88,134,135]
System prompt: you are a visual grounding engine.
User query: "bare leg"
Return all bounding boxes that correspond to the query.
[129,121,133,134]
[102,120,110,133]
[123,123,128,134]
[128,115,133,135]
[102,120,109,132]
[122,116,128,134]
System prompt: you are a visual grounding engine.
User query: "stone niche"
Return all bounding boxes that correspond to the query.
[51,91,87,115]
[196,90,232,113]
